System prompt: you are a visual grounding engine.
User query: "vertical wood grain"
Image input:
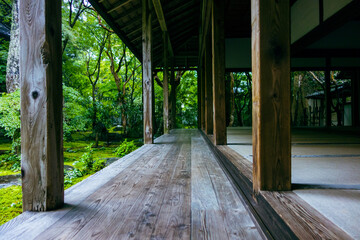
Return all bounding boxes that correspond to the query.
[20,0,63,211]
[204,34,213,135]
[142,0,153,144]
[251,0,291,192]
[211,0,226,145]
[200,58,206,130]
[163,32,169,134]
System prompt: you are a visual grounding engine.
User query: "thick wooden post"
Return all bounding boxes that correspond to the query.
[197,67,201,129]
[143,0,153,144]
[251,0,291,192]
[170,61,176,129]
[212,0,226,145]
[163,32,169,134]
[205,34,213,135]
[20,0,63,211]
[352,70,360,127]
[325,59,332,127]
[200,58,206,130]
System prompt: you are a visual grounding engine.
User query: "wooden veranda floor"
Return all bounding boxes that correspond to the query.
[0,129,264,240]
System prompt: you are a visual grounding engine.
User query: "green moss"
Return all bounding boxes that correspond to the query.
[64,174,90,190]
[0,186,22,225]
[0,170,20,176]
[0,142,11,151]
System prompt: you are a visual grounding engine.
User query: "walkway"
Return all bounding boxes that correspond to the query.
[0,129,264,240]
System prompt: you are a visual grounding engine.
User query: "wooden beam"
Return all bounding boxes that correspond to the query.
[204,34,213,135]
[211,0,226,145]
[143,0,153,144]
[163,32,169,134]
[19,0,63,211]
[108,0,133,14]
[152,0,174,57]
[251,0,291,192]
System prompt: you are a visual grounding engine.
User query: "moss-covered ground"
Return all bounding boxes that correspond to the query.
[0,131,141,226]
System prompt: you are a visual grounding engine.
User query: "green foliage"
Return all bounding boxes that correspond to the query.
[0,153,20,172]
[73,143,106,175]
[0,90,20,139]
[115,139,138,158]
[0,39,9,92]
[176,71,198,128]
[0,186,22,225]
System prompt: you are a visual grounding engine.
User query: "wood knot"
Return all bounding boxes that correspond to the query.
[21,168,25,179]
[32,91,39,99]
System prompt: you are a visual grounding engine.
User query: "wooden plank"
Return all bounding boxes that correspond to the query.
[34,144,171,239]
[204,34,213,135]
[251,0,291,192]
[19,0,63,211]
[211,0,226,145]
[142,0,153,144]
[198,131,297,240]
[191,133,263,239]
[163,32,169,134]
[191,137,229,239]
[151,135,191,239]
[0,145,156,239]
[262,191,352,240]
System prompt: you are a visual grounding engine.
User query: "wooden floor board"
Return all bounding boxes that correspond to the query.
[0,130,264,240]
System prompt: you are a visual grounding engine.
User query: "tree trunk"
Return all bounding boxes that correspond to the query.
[92,84,98,147]
[6,0,20,93]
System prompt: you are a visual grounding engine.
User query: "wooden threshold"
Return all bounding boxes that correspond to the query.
[201,131,353,240]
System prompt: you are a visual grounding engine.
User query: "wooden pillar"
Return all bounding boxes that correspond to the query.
[163,32,169,134]
[201,58,206,130]
[352,70,360,127]
[20,0,63,211]
[170,61,176,129]
[197,67,201,129]
[325,58,332,127]
[143,0,153,144]
[251,0,291,192]
[205,34,213,135]
[211,0,226,145]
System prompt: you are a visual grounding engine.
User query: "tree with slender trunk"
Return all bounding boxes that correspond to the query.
[85,30,108,147]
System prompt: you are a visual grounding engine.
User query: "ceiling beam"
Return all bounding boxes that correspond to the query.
[152,0,174,57]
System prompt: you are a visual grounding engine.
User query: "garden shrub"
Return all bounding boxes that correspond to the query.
[115,139,138,158]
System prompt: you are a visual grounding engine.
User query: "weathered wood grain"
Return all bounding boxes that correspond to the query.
[0,145,155,239]
[211,134,353,239]
[163,31,169,134]
[191,134,263,239]
[204,33,213,135]
[151,137,191,239]
[1,130,265,240]
[251,0,291,192]
[262,191,352,240]
[34,144,170,239]
[142,0,153,144]
[211,0,226,145]
[19,0,63,211]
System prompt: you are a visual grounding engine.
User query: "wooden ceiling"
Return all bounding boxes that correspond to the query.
[89,0,201,68]
[88,0,255,68]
